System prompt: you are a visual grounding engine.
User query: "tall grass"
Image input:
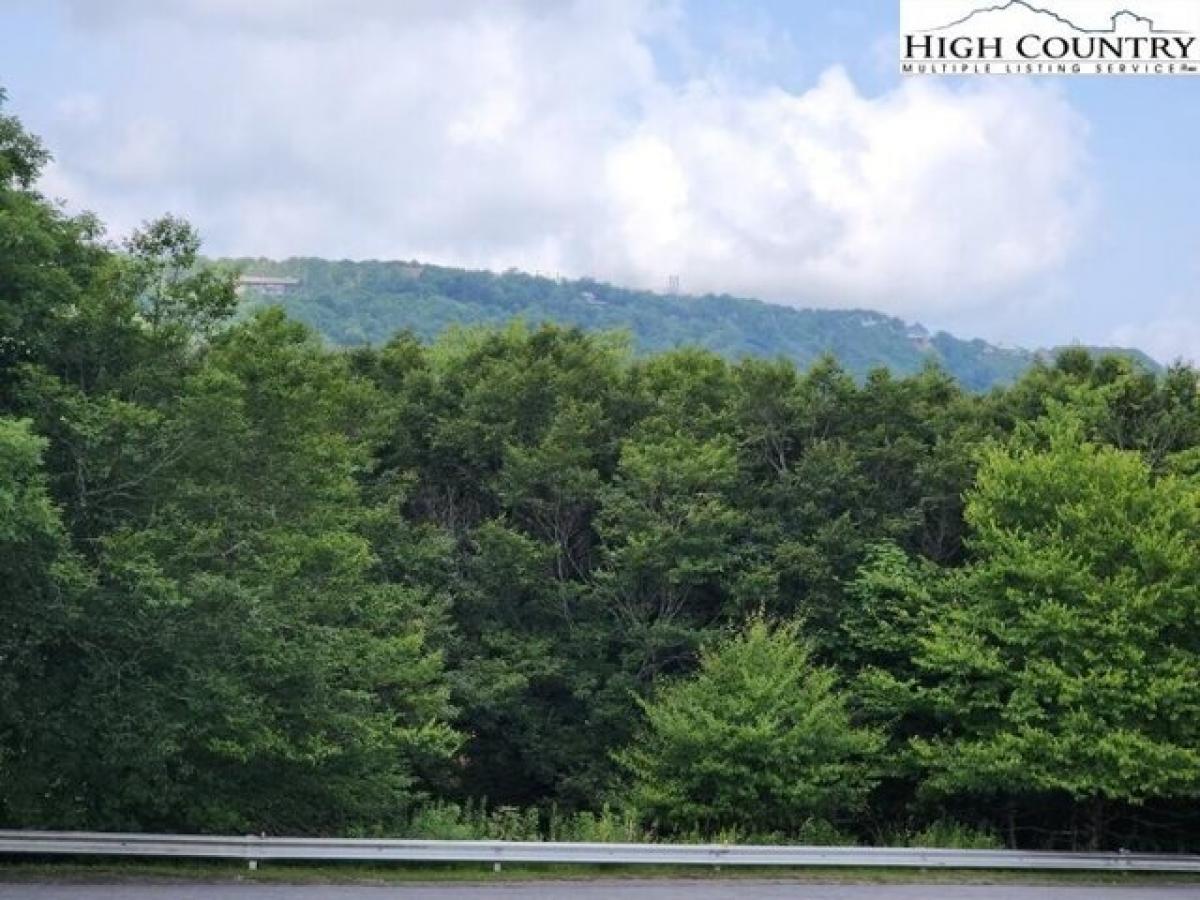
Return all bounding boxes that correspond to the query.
[886,820,1004,850]
[402,802,870,846]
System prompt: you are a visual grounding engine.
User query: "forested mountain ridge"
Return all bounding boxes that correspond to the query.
[225,256,1159,391]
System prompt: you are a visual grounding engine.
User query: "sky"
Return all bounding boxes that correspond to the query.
[0,0,1196,361]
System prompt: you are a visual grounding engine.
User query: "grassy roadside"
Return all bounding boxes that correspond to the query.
[3,859,1200,887]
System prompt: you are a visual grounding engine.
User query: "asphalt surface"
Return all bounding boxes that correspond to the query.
[2,882,1200,899]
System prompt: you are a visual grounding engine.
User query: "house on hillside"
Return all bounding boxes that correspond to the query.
[236,275,300,297]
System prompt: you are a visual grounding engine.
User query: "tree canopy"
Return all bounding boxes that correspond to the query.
[2,91,1198,850]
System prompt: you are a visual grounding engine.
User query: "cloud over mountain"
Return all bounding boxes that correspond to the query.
[32,0,1091,319]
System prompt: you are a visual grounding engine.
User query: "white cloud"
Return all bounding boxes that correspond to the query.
[596,70,1089,314]
[1111,314,1200,366]
[31,0,1091,319]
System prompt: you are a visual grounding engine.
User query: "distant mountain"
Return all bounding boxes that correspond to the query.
[223,257,1159,391]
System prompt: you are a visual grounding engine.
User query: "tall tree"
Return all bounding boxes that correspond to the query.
[0,418,90,823]
[909,416,1200,847]
[0,89,109,408]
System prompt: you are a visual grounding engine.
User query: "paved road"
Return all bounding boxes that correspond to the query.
[2,882,1200,899]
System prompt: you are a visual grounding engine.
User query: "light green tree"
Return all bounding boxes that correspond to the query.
[911,416,1200,846]
[618,619,881,836]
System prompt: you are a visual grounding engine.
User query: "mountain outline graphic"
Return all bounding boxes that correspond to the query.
[920,0,1188,34]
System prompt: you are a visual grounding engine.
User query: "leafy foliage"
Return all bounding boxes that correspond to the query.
[2,93,1199,849]
[618,619,882,835]
[906,416,1200,845]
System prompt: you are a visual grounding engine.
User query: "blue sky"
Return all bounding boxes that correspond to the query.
[1,0,1196,360]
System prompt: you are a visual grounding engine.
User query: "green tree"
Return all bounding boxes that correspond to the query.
[618,619,881,836]
[94,310,461,833]
[361,323,630,806]
[594,433,747,682]
[911,416,1200,847]
[124,214,237,340]
[3,313,461,833]
[0,89,109,407]
[0,418,90,822]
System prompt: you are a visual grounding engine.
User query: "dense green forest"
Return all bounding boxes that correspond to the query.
[228,256,1159,392]
[4,92,1200,852]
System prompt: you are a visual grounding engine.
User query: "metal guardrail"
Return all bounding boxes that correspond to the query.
[1,831,1199,872]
